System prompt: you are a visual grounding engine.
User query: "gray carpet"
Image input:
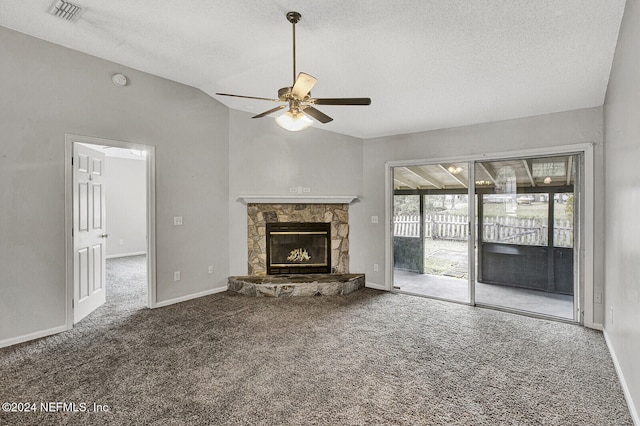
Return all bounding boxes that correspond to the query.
[0,255,632,425]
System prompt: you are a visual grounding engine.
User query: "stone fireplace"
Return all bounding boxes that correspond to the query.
[247,203,349,276]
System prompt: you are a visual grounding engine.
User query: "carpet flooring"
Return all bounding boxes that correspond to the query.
[0,255,632,425]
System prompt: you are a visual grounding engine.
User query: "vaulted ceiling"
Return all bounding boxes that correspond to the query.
[0,1,627,138]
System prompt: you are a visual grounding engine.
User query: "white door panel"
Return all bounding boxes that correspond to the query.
[73,143,106,323]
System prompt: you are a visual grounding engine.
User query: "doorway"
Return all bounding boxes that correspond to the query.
[389,147,590,323]
[65,134,157,329]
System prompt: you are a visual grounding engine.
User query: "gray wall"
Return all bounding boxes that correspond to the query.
[104,156,147,258]
[227,109,365,276]
[362,107,605,323]
[0,27,229,344]
[604,0,640,420]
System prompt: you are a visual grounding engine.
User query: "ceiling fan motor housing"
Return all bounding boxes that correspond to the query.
[278,87,292,101]
[278,86,310,102]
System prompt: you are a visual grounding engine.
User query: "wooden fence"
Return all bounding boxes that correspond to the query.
[393,214,573,248]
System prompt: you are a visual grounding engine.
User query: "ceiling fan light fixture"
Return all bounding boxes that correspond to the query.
[216,11,371,131]
[275,110,313,132]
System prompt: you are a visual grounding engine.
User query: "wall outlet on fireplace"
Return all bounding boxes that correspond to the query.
[208,265,214,274]
[302,187,311,193]
[174,271,181,282]
[371,216,378,224]
[373,264,379,272]
[289,187,298,193]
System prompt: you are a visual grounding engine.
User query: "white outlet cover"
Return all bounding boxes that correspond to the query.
[174,216,183,226]
[174,271,181,281]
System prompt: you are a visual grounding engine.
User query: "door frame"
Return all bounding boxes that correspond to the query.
[385,143,595,327]
[64,134,157,331]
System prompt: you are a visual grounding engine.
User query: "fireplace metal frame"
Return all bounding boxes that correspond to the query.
[266,222,331,275]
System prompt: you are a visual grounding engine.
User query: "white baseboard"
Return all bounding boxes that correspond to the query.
[604,329,640,425]
[585,321,604,331]
[154,286,228,308]
[0,324,69,349]
[366,282,387,291]
[107,251,147,259]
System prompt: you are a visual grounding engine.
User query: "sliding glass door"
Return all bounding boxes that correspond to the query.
[391,153,580,321]
[392,163,471,303]
[474,154,577,319]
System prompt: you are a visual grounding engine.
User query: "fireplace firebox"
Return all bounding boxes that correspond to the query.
[266,222,331,274]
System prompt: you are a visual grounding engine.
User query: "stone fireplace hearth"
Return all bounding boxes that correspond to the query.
[247,203,349,276]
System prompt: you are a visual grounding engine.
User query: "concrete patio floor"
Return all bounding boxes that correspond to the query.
[393,269,575,320]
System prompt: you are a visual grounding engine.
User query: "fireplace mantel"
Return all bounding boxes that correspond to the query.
[238,195,359,205]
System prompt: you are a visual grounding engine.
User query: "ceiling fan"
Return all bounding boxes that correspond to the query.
[216,11,371,132]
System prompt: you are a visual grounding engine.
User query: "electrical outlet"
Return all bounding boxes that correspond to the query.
[373,264,379,272]
[208,265,214,274]
[302,187,311,193]
[594,292,602,304]
[174,216,183,226]
[371,216,378,224]
[174,271,181,281]
[289,187,298,193]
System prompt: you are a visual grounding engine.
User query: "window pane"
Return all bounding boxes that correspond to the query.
[554,193,574,248]
[482,193,549,246]
[393,195,420,237]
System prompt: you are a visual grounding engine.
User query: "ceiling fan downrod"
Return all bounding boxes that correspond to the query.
[286,11,301,86]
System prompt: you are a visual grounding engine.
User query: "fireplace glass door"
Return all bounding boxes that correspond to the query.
[266,222,331,274]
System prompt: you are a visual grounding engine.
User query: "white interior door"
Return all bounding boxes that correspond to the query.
[73,143,107,323]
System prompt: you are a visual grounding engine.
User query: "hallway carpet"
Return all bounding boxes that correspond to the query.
[0,255,632,425]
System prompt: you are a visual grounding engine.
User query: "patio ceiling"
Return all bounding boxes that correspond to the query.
[393,156,574,191]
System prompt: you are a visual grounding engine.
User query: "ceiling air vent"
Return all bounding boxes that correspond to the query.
[49,0,83,22]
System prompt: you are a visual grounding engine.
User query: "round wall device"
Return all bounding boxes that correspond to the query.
[112,73,127,87]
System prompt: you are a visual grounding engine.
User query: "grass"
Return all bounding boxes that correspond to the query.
[424,239,469,278]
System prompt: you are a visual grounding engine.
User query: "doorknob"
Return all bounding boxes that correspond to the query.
[100,234,109,238]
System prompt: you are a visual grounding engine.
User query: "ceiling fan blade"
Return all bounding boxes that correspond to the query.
[216,93,280,102]
[252,105,286,119]
[302,106,333,124]
[291,72,317,99]
[312,98,372,106]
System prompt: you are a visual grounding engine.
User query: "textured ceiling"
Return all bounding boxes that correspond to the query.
[0,0,626,138]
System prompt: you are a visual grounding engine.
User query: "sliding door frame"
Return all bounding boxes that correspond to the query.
[385,143,595,327]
